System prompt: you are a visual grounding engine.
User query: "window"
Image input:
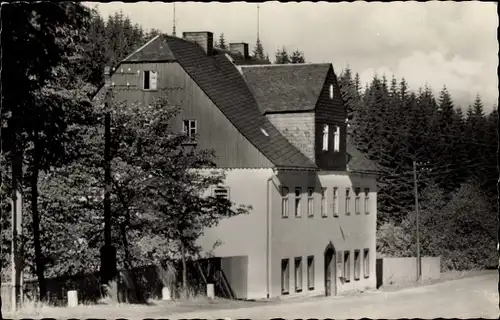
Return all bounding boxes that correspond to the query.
[332,187,338,217]
[333,126,340,152]
[355,187,361,215]
[294,257,303,292]
[322,124,329,151]
[354,250,360,280]
[281,259,290,294]
[294,187,302,217]
[307,256,314,290]
[143,70,158,90]
[337,250,343,278]
[281,187,289,218]
[329,84,334,99]
[307,188,314,217]
[345,188,351,215]
[183,120,197,138]
[321,188,327,217]
[363,248,370,278]
[364,188,370,215]
[343,251,351,282]
[213,187,229,200]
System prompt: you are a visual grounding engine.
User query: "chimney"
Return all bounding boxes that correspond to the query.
[183,31,214,55]
[229,43,249,60]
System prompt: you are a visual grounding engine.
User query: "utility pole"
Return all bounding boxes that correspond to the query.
[100,66,117,292]
[413,160,421,283]
[10,118,23,312]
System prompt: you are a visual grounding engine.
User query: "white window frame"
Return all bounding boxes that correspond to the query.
[294,257,303,292]
[307,255,314,290]
[344,251,351,282]
[281,187,289,218]
[364,188,370,215]
[143,70,158,90]
[307,187,314,217]
[333,187,338,217]
[329,84,334,99]
[337,250,343,279]
[355,187,361,215]
[183,120,197,138]
[322,124,329,151]
[213,186,229,200]
[333,126,340,152]
[294,187,302,218]
[363,248,370,278]
[281,258,290,294]
[321,187,327,217]
[354,249,361,280]
[345,188,351,215]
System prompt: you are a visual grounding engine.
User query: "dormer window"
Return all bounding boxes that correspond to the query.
[143,70,158,90]
[322,124,329,151]
[183,120,197,137]
[333,126,340,152]
[329,84,334,99]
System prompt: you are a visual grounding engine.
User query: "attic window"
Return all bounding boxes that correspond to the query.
[143,70,158,90]
[322,124,329,151]
[333,126,340,152]
[329,84,334,99]
[260,128,269,137]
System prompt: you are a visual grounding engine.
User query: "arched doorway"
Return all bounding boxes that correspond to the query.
[324,242,337,296]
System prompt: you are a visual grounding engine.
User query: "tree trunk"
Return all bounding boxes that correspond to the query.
[180,240,187,299]
[31,132,47,301]
[119,221,141,303]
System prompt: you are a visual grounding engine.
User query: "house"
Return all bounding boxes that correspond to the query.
[94,31,379,300]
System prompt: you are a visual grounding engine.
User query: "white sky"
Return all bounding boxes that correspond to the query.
[86,1,498,110]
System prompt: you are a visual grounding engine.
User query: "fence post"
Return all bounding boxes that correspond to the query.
[206,283,215,299]
[67,290,78,307]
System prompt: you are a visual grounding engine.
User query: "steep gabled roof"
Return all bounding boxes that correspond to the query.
[122,35,176,62]
[100,35,316,170]
[166,37,316,169]
[239,64,331,114]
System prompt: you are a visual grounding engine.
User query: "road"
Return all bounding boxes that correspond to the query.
[6,271,497,319]
[165,271,498,319]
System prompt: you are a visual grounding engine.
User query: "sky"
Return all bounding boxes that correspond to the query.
[86,1,498,111]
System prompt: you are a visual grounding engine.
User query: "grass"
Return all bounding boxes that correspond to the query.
[3,285,260,319]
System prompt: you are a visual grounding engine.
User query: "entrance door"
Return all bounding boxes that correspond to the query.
[324,248,336,296]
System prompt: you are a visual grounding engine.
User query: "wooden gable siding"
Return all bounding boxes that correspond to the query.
[315,67,347,171]
[108,62,274,168]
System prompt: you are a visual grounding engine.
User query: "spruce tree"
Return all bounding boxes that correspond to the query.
[274,47,290,64]
[290,50,305,63]
[218,33,227,50]
[252,38,265,60]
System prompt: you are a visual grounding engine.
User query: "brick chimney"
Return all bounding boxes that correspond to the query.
[229,43,249,60]
[183,31,214,55]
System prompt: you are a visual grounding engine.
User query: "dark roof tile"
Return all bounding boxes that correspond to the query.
[163,36,316,169]
[240,64,331,114]
[346,136,380,173]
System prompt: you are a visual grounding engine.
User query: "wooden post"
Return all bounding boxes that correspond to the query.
[100,66,117,298]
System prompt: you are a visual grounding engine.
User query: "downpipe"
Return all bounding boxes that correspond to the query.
[266,169,278,299]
